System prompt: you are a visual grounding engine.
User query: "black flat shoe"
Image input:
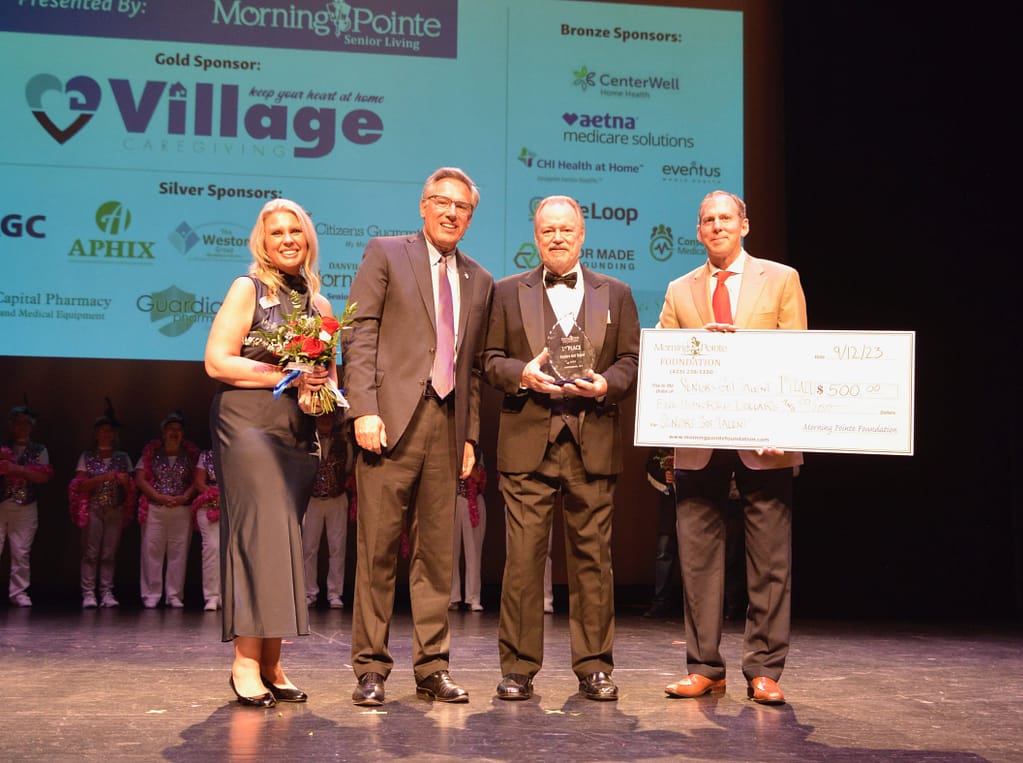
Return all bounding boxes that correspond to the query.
[229,675,276,708]
[261,675,308,703]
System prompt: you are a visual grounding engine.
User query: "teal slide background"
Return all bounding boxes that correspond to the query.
[1,0,741,360]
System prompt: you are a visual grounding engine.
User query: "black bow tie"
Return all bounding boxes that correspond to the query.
[544,271,578,289]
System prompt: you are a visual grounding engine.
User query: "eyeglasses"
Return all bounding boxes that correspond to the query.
[425,194,474,216]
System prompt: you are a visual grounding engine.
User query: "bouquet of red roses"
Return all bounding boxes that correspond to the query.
[246,292,356,415]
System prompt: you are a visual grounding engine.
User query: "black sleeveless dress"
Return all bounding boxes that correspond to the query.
[210,275,320,642]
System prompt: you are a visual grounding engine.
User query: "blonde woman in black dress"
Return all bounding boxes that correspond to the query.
[205,198,336,707]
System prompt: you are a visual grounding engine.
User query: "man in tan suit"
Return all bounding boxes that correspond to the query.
[483,195,639,702]
[344,167,493,705]
[658,190,807,705]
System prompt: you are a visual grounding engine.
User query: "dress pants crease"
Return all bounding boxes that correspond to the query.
[499,436,615,680]
[675,452,792,683]
[351,396,457,681]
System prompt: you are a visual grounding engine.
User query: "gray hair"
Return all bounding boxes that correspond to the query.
[422,167,480,210]
[697,190,747,223]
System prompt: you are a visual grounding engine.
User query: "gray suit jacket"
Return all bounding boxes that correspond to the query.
[343,231,494,450]
[483,264,640,475]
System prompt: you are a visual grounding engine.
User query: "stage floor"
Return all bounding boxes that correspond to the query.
[1,603,1020,762]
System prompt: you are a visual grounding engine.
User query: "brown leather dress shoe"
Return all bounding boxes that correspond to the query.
[496,673,533,700]
[416,670,469,702]
[664,673,726,698]
[352,672,386,706]
[578,671,618,701]
[747,676,785,705]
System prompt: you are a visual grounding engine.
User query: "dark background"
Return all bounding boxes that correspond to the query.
[3,2,1018,619]
[782,2,1018,618]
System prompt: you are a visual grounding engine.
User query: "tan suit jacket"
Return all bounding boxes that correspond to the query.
[658,250,807,470]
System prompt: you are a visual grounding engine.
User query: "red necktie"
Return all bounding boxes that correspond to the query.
[432,254,455,399]
[712,270,735,323]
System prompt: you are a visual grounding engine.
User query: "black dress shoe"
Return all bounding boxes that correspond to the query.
[352,672,386,706]
[229,675,276,708]
[578,671,619,701]
[496,673,533,701]
[261,675,308,703]
[415,670,469,702]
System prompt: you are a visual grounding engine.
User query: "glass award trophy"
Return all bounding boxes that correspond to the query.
[546,319,596,385]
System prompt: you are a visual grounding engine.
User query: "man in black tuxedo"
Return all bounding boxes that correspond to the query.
[483,195,639,701]
[344,167,493,705]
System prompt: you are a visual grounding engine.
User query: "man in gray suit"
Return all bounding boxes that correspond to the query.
[344,167,494,705]
[483,195,639,702]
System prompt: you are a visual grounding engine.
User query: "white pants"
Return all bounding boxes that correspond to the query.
[139,504,192,605]
[451,493,487,606]
[302,494,348,602]
[195,509,221,606]
[80,503,123,598]
[0,499,37,599]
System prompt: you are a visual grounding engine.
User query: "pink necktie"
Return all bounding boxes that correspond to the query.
[432,254,455,399]
[712,270,735,324]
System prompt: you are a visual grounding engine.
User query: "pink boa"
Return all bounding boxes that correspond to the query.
[190,486,220,528]
[1,449,54,493]
[67,474,137,529]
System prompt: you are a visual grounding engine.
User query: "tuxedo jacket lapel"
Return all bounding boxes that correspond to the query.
[582,269,608,359]
[517,267,546,358]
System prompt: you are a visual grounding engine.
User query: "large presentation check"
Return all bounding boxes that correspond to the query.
[634,329,915,455]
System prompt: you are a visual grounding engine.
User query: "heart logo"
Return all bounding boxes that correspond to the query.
[562,112,579,125]
[26,74,102,145]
